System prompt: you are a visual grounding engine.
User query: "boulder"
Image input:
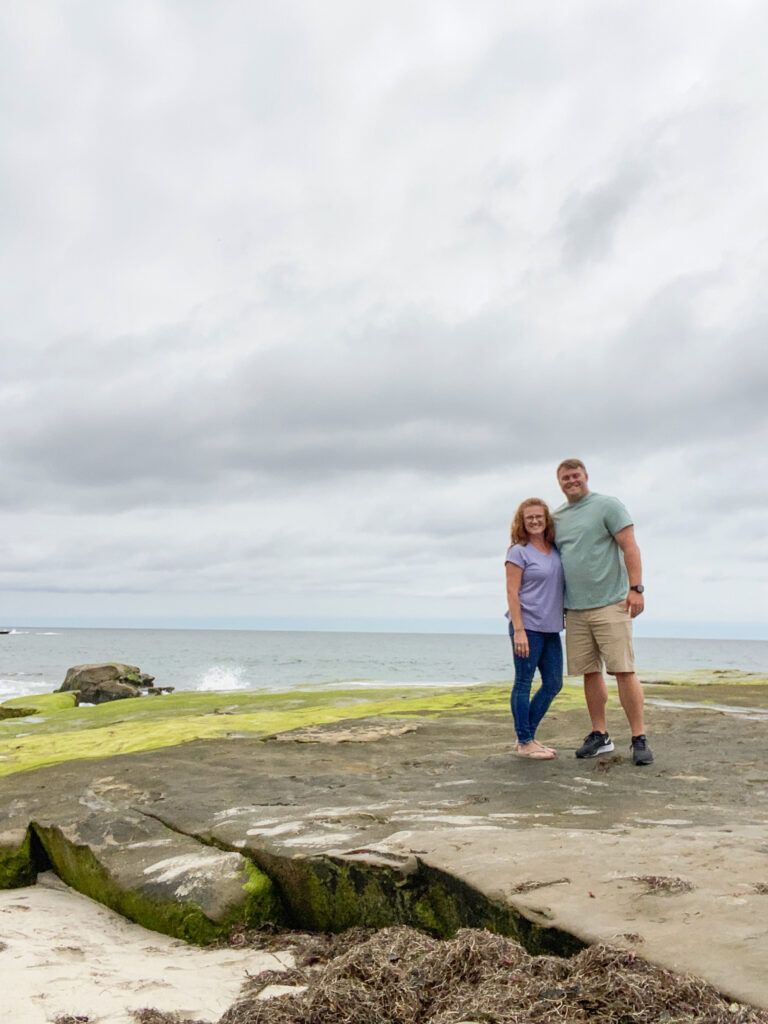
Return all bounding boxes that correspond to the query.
[56,663,171,705]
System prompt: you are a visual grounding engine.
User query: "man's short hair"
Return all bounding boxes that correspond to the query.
[556,458,587,477]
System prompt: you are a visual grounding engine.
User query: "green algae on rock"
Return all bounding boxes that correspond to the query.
[0,815,584,954]
[1,672,763,779]
[1,692,78,715]
[0,829,39,888]
[246,848,584,956]
[33,821,282,945]
[0,682,591,779]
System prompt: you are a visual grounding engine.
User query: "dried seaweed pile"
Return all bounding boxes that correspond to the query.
[131,1013,208,1024]
[210,926,768,1024]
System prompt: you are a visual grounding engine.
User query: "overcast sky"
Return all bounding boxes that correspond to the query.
[1,1,766,637]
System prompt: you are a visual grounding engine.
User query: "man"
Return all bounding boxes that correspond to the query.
[553,459,653,766]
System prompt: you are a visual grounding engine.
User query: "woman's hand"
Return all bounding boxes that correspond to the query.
[513,629,529,658]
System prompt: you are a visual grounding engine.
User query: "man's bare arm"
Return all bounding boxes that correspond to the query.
[615,525,644,618]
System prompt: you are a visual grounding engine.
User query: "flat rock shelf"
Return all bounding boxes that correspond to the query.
[1,671,768,1012]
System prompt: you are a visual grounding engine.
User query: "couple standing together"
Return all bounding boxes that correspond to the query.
[505,458,653,766]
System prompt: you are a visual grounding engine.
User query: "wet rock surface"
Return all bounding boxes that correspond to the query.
[1,678,768,1006]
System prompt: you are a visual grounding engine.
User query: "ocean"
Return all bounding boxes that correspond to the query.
[1,627,767,703]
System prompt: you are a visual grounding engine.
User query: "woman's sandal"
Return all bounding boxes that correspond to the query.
[515,742,555,760]
[533,739,557,755]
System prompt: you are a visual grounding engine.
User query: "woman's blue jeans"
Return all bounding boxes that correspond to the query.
[510,628,563,744]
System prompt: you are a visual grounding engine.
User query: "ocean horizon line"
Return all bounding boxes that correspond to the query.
[2,619,766,643]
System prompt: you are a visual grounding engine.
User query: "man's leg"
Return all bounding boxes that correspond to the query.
[594,603,653,762]
[583,671,608,733]
[614,672,645,736]
[565,610,603,730]
[589,602,642,734]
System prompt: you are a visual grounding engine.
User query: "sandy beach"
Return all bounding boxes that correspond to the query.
[0,872,294,1024]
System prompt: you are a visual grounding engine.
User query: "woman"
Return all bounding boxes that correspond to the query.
[505,498,564,759]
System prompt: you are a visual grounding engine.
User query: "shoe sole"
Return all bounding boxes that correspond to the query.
[632,754,654,766]
[575,740,615,759]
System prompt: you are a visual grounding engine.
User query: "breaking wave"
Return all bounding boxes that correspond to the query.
[196,665,250,691]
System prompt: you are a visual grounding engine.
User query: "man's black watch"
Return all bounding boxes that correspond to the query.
[630,585,645,594]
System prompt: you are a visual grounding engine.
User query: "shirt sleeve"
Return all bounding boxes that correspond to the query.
[505,544,527,569]
[603,497,633,536]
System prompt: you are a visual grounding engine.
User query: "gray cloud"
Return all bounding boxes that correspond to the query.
[3,277,765,512]
[559,162,653,267]
[0,1,767,631]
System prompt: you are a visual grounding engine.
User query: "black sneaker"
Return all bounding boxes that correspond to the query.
[575,731,614,758]
[631,734,654,766]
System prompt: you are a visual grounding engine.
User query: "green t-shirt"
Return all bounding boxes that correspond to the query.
[553,492,633,610]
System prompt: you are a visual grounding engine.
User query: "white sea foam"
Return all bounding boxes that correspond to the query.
[196,665,250,691]
[0,678,52,700]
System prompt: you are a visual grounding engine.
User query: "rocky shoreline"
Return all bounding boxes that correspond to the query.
[1,670,768,1020]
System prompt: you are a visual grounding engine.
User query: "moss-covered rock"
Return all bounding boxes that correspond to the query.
[32,822,283,945]
[0,829,39,888]
[0,706,36,720]
[249,850,583,956]
[1,692,78,713]
[0,684,531,778]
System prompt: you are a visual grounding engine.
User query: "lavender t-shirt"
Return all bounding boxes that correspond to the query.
[505,543,565,633]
